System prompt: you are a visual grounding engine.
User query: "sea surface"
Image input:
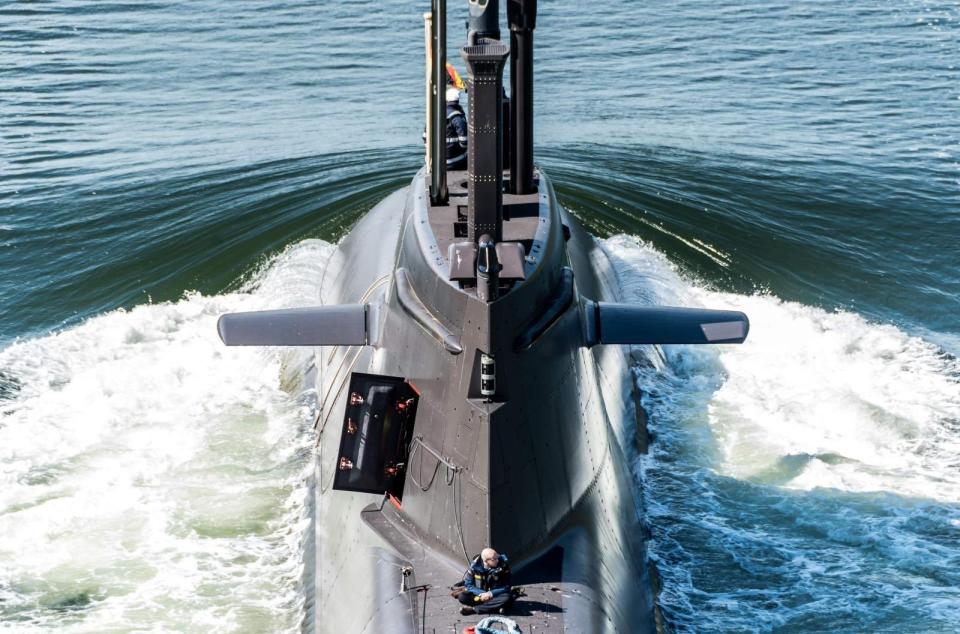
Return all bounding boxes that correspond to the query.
[2,1,958,632]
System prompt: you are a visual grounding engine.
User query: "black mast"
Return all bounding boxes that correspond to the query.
[462,40,509,244]
[430,0,448,205]
[507,0,536,194]
[467,0,500,43]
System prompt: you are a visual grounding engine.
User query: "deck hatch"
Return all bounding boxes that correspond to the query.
[333,372,419,501]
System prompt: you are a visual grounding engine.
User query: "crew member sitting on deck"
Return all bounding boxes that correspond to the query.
[456,548,516,616]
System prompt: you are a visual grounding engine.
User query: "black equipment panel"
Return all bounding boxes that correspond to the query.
[332,372,419,500]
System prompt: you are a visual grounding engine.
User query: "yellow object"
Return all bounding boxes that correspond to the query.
[446,62,466,90]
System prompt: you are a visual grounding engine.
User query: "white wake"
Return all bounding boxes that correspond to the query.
[0,240,334,632]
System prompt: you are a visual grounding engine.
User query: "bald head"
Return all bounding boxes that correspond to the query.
[481,548,500,568]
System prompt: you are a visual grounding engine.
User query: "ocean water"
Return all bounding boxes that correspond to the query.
[2,1,958,632]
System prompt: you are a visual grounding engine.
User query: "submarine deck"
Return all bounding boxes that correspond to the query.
[426,169,544,265]
[363,500,570,633]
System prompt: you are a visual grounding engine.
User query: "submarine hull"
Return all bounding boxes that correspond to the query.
[305,170,656,633]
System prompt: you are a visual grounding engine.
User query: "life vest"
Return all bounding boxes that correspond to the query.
[468,554,511,592]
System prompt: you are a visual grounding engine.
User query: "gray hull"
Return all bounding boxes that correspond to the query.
[305,169,656,633]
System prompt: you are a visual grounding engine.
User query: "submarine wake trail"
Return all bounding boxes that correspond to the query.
[602,235,960,633]
[0,241,335,632]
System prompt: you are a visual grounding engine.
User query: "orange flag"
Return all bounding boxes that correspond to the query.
[445,62,466,90]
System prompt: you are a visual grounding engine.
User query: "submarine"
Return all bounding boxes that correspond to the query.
[217,1,749,632]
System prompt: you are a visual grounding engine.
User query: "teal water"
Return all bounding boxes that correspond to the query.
[2,1,958,631]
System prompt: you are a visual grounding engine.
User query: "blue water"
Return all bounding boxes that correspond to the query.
[2,1,958,631]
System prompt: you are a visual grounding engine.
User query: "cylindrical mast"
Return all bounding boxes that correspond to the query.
[424,13,433,170]
[430,0,448,205]
[507,0,537,195]
[467,0,500,43]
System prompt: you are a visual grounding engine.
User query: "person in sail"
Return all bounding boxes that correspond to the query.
[445,62,468,170]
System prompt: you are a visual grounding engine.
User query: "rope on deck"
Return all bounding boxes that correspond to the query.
[476,615,523,634]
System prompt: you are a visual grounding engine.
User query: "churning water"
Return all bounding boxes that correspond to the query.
[2,0,958,631]
[603,235,960,632]
[0,241,333,630]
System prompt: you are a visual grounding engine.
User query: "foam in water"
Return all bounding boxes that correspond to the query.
[600,234,960,631]
[602,233,960,499]
[0,240,334,632]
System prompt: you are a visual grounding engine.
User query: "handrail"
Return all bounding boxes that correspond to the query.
[410,435,460,472]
